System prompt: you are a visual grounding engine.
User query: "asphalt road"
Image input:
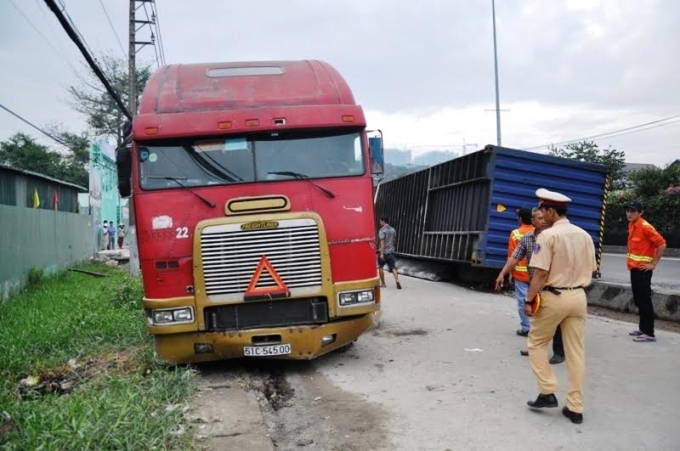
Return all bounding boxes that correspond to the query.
[599,253,680,290]
[311,275,680,451]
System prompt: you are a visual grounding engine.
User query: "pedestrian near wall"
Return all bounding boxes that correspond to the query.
[624,200,666,343]
[378,216,402,289]
[117,224,126,249]
[107,221,116,250]
[503,207,534,337]
[102,221,109,251]
[495,208,564,364]
[524,188,597,425]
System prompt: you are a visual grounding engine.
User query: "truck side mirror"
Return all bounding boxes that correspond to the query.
[116,145,132,198]
[368,130,384,175]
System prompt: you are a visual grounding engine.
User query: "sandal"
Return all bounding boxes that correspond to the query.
[633,334,656,342]
[629,330,643,336]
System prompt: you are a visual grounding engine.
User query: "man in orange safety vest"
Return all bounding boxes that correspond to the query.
[502,207,534,336]
[625,200,666,343]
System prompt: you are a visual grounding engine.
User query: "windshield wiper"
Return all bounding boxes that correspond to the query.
[148,176,216,208]
[267,171,336,199]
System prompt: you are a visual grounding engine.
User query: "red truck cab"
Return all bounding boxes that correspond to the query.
[117,60,384,362]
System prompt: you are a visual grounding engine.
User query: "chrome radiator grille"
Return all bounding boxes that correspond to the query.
[200,218,322,300]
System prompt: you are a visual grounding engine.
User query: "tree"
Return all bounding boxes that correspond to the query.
[68,54,152,147]
[0,133,61,176]
[603,161,680,247]
[548,141,626,188]
[51,129,90,188]
[628,164,680,198]
[0,132,89,187]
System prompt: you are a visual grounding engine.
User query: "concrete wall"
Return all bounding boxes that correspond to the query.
[0,205,97,300]
[586,282,680,322]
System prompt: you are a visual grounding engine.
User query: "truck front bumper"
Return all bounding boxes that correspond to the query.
[153,312,378,364]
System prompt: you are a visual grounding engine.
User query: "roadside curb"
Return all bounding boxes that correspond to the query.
[392,257,680,323]
[587,281,680,323]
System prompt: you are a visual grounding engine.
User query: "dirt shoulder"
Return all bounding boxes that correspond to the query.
[189,358,389,451]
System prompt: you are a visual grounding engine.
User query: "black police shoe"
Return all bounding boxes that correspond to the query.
[527,393,558,409]
[562,406,583,424]
[549,354,565,364]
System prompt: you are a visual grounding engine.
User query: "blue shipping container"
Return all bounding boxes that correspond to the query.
[374,145,610,271]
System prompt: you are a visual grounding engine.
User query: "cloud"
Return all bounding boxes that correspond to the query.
[0,0,677,166]
[366,102,680,166]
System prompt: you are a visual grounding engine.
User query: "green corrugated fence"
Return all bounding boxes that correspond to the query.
[0,205,96,300]
[0,166,83,212]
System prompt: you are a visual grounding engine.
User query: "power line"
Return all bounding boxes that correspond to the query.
[0,101,73,149]
[57,0,101,68]
[524,114,680,150]
[43,0,131,120]
[97,0,126,57]
[8,0,81,77]
[151,0,166,65]
[583,118,680,142]
[141,1,161,67]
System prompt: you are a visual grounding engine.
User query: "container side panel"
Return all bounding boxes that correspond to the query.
[375,151,493,263]
[375,169,429,258]
[486,148,608,268]
[375,146,608,269]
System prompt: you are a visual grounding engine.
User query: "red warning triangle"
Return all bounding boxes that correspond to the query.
[244,255,290,300]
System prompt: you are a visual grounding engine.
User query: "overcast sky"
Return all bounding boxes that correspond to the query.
[1,0,678,165]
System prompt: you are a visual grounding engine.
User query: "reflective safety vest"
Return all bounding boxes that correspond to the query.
[509,224,534,282]
[627,218,666,270]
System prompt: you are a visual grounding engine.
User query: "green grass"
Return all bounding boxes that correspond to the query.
[0,263,198,450]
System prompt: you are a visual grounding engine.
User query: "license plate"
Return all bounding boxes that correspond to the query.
[243,344,292,357]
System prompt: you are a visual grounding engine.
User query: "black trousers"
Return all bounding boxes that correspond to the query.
[631,269,655,336]
[552,324,564,356]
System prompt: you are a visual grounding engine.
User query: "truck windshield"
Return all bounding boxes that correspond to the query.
[138,129,364,190]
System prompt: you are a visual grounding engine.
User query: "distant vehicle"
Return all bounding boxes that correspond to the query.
[116,60,384,363]
[374,145,610,274]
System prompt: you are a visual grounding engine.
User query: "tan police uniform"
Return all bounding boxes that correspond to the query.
[528,188,597,414]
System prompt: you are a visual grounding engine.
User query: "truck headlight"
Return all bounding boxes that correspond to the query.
[173,308,193,322]
[149,307,194,325]
[339,290,374,306]
[153,310,174,323]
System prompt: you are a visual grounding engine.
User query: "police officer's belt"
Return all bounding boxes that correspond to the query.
[544,286,584,295]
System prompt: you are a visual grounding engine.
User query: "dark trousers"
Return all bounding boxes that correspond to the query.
[631,269,655,336]
[552,324,564,356]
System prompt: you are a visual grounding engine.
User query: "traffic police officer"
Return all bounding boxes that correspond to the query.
[523,188,597,425]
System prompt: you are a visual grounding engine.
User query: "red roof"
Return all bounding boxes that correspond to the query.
[138,60,358,115]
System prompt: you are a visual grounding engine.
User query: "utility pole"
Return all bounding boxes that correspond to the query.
[128,0,137,115]
[461,138,478,156]
[127,0,155,277]
[127,0,140,277]
[129,0,155,114]
[491,0,502,146]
